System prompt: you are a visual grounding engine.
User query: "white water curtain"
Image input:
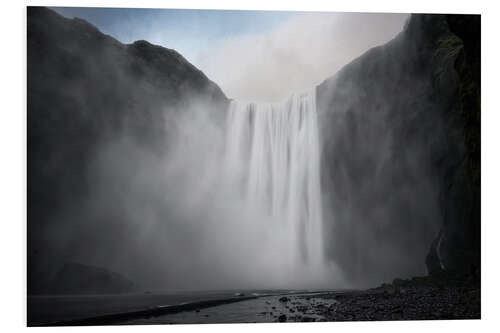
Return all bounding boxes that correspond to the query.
[224,89,324,270]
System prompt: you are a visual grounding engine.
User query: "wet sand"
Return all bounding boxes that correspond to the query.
[30,275,481,326]
[29,290,331,326]
[126,292,339,324]
[127,280,480,324]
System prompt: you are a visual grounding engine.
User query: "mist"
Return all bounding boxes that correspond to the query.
[196,12,409,102]
[29,8,461,294]
[52,7,408,103]
[316,14,461,287]
[39,96,347,291]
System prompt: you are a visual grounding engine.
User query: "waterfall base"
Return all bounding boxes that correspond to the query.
[224,89,325,278]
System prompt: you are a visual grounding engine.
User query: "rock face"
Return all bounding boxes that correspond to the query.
[425,15,481,277]
[317,14,479,285]
[27,7,228,294]
[51,262,140,294]
[28,7,480,293]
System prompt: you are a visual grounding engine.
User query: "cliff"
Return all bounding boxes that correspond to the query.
[27,7,228,294]
[27,7,480,291]
[317,14,480,286]
[425,14,480,278]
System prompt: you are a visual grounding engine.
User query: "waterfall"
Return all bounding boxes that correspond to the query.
[224,89,324,272]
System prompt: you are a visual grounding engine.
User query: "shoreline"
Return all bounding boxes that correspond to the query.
[30,273,481,325]
[29,290,341,326]
[33,295,259,326]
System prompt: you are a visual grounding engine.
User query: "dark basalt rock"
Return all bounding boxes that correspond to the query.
[27,7,228,294]
[317,14,479,285]
[426,14,480,277]
[50,262,139,294]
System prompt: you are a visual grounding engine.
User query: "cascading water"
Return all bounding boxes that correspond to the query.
[224,89,325,276]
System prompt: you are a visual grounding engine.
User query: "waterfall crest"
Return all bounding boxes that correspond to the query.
[224,89,324,272]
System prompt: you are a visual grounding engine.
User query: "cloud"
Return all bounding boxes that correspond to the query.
[195,12,409,102]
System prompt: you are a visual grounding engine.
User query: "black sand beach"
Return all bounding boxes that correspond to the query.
[30,273,480,326]
[129,276,480,324]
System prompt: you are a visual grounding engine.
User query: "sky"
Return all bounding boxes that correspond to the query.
[52,7,409,102]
